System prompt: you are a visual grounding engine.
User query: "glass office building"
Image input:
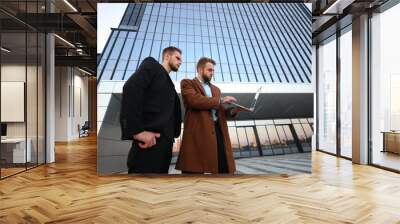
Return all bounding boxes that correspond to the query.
[97,3,313,173]
[98,3,311,83]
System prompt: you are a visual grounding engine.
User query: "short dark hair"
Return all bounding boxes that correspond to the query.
[196,57,216,71]
[162,46,182,59]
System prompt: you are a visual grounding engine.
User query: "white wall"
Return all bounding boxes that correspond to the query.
[1,64,41,138]
[1,65,26,139]
[72,70,89,136]
[55,66,68,141]
[55,67,89,141]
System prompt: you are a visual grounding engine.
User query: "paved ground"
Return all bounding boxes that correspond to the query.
[169,152,311,174]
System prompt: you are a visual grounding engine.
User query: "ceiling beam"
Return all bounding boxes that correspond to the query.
[55,55,96,71]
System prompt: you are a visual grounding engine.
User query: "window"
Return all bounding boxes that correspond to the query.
[154,33,162,41]
[187,42,195,62]
[340,28,352,158]
[155,23,164,33]
[151,41,162,58]
[179,23,187,34]
[100,30,117,62]
[163,22,172,33]
[218,45,227,63]
[109,38,125,59]
[145,32,154,40]
[194,43,203,60]
[318,36,337,154]
[171,23,179,34]
[187,63,195,73]
[120,40,134,60]
[371,4,400,171]
[139,40,152,61]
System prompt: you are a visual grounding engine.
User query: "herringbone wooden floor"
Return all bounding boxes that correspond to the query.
[1,136,400,223]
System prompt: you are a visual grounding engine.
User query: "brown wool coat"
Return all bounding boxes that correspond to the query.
[175,78,236,174]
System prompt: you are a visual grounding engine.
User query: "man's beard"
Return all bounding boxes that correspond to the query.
[169,61,179,72]
[201,73,211,84]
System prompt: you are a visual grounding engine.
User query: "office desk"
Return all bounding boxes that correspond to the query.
[381,131,400,154]
[1,138,31,163]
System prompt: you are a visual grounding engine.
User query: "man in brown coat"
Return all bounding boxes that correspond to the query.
[175,57,243,174]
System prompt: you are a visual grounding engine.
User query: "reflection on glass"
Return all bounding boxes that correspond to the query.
[274,119,291,125]
[266,125,284,154]
[171,120,314,165]
[299,119,309,123]
[294,124,307,141]
[245,127,259,157]
[276,125,292,154]
[371,5,400,171]
[228,127,240,151]
[283,125,297,153]
[1,31,28,177]
[237,128,250,157]
[227,121,235,127]
[0,0,47,178]
[318,36,337,154]
[256,126,273,155]
[254,120,268,126]
[340,29,352,158]
[291,119,300,124]
[235,120,255,126]
[294,123,311,152]
[301,123,313,139]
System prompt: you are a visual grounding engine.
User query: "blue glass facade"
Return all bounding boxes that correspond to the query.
[97,3,311,83]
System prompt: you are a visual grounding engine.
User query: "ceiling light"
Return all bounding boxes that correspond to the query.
[322,0,354,15]
[78,67,92,76]
[63,0,78,12]
[1,47,11,53]
[54,34,75,48]
[323,0,342,14]
[76,48,84,55]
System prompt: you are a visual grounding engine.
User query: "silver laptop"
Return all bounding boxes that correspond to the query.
[228,86,262,112]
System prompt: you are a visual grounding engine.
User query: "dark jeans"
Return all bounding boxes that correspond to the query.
[127,136,173,174]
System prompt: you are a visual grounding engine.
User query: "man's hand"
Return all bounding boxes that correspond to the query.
[222,96,237,104]
[133,131,160,149]
[231,107,247,115]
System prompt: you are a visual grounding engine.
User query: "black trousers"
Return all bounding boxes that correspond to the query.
[215,121,229,173]
[182,121,228,174]
[127,136,173,174]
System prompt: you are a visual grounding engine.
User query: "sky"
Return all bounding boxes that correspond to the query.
[97,3,128,54]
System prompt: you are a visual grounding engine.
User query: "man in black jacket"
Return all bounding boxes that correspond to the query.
[120,46,182,174]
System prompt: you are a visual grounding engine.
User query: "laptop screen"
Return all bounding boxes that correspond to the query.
[250,87,262,108]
